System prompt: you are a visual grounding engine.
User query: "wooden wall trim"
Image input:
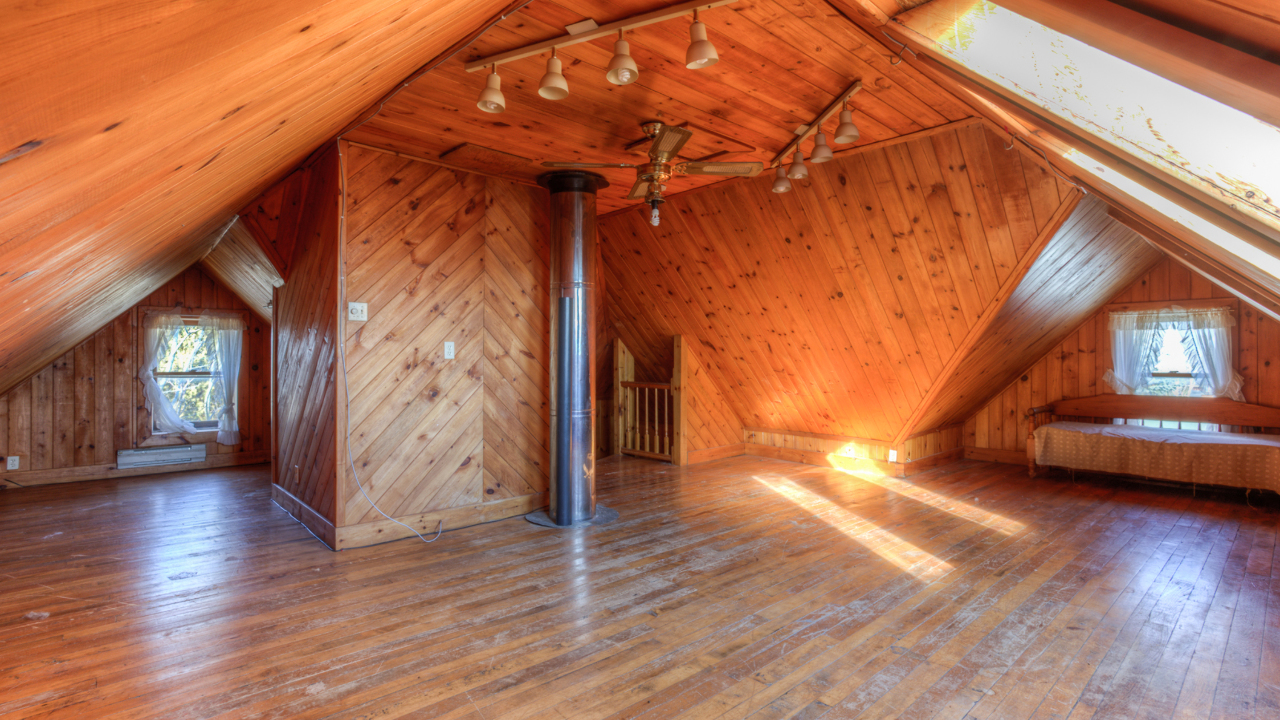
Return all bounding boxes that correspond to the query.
[965,446,1028,465]
[688,443,746,465]
[744,443,963,478]
[271,482,337,550]
[892,188,1084,445]
[1,453,268,490]
[335,493,546,549]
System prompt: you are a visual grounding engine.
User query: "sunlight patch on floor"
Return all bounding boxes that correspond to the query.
[755,475,952,576]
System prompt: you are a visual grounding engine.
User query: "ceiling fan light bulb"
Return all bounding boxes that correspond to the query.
[786,149,809,180]
[538,56,569,100]
[811,131,834,163]
[607,40,639,85]
[685,21,719,69]
[834,109,860,144]
[477,72,505,113]
[772,165,792,193]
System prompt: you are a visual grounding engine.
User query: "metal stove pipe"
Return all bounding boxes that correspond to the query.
[538,171,608,526]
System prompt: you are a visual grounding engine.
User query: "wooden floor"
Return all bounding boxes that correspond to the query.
[1,457,1279,719]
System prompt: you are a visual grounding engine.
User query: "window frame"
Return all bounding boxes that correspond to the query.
[136,306,250,447]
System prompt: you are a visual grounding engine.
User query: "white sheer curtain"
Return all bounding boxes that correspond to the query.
[200,312,245,445]
[139,311,198,434]
[1181,306,1245,401]
[1103,310,1163,395]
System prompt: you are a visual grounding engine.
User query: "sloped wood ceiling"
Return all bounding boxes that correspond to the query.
[344,0,975,213]
[0,0,512,394]
[910,194,1163,431]
[601,122,1087,442]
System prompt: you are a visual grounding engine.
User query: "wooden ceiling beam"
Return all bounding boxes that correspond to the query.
[994,0,1280,130]
[1108,206,1280,324]
[463,0,738,72]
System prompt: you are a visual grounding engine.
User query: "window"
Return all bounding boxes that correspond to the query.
[139,311,246,444]
[1103,305,1243,401]
[154,325,226,429]
[1139,326,1211,398]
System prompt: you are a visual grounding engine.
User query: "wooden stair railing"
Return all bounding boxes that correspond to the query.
[619,381,674,460]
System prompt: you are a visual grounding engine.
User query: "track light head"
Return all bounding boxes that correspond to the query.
[834,108,860,144]
[772,165,792,193]
[811,131,834,163]
[538,53,569,100]
[607,31,639,85]
[786,149,808,180]
[686,12,719,69]
[476,68,506,113]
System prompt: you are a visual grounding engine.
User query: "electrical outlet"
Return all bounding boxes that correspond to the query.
[444,341,455,360]
[6,456,18,471]
[347,302,368,322]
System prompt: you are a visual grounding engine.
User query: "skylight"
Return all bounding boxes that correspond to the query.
[910,1,1280,235]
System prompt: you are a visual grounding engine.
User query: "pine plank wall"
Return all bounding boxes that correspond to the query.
[0,264,271,489]
[965,257,1280,462]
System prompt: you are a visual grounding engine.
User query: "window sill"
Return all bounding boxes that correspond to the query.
[141,430,219,447]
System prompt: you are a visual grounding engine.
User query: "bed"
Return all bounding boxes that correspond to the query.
[1025,395,1280,493]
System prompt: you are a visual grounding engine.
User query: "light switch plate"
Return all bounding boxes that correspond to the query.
[888,449,898,463]
[444,341,455,360]
[6,456,18,470]
[347,302,368,322]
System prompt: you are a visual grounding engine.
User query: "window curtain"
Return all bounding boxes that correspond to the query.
[1180,306,1245,401]
[200,312,245,445]
[1103,306,1244,400]
[139,311,198,434]
[1102,310,1163,395]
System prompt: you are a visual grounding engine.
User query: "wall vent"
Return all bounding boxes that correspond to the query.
[117,444,207,470]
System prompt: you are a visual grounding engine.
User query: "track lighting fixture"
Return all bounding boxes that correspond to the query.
[538,48,569,100]
[810,131,834,163]
[607,30,639,85]
[476,65,506,113]
[771,165,792,193]
[786,149,808,180]
[685,10,719,69]
[834,104,860,144]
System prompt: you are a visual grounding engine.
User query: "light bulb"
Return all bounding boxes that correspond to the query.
[607,32,639,85]
[811,131,834,163]
[772,165,792,193]
[476,69,505,113]
[786,148,808,180]
[834,108,860,144]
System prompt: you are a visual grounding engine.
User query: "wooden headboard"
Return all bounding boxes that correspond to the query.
[1027,395,1280,428]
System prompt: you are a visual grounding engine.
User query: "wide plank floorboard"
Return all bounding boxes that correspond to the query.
[0,456,1276,719]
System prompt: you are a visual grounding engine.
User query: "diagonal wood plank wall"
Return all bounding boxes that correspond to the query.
[966,256,1280,460]
[334,144,549,547]
[599,123,1077,445]
[0,264,271,489]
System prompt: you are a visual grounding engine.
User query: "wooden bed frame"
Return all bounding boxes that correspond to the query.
[1025,395,1280,478]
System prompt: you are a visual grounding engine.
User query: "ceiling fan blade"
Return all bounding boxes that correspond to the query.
[649,126,693,163]
[676,161,764,177]
[626,177,650,200]
[540,161,636,168]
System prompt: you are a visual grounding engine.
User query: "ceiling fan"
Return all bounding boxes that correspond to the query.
[543,122,763,226]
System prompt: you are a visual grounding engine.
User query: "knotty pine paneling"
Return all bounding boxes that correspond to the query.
[0,0,513,399]
[966,256,1280,456]
[683,340,742,454]
[0,264,270,490]
[198,220,284,321]
[346,0,974,214]
[337,145,549,543]
[601,123,1076,443]
[910,195,1164,433]
[272,146,341,532]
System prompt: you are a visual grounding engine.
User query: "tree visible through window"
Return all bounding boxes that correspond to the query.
[154,325,227,429]
[1140,326,1210,398]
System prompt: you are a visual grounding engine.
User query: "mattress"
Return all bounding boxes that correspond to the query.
[1033,421,1280,491]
